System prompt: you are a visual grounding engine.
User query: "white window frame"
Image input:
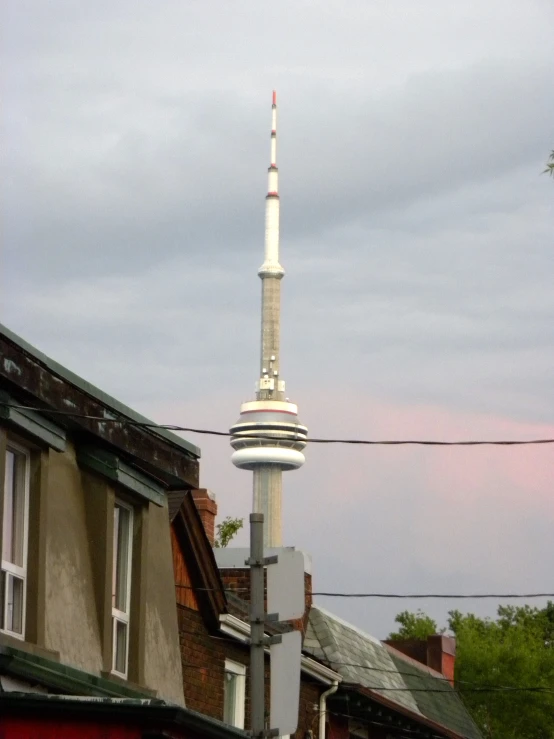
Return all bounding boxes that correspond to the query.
[111,499,133,679]
[1,441,30,640]
[224,658,246,729]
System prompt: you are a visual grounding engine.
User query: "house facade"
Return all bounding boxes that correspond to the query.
[170,496,482,739]
[0,323,248,739]
[1,321,482,739]
[170,489,338,735]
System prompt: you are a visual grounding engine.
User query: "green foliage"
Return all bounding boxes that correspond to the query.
[214,516,244,548]
[391,604,554,738]
[543,150,554,177]
[448,603,554,739]
[388,609,439,640]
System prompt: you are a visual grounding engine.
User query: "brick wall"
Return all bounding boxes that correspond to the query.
[220,569,313,636]
[178,605,248,719]
[178,604,322,737]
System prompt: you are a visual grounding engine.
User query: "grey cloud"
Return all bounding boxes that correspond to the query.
[3,0,553,637]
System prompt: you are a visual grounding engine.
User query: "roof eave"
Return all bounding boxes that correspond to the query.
[350,684,469,739]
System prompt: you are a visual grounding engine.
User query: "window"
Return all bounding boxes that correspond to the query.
[1,443,30,639]
[224,659,246,728]
[112,500,133,678]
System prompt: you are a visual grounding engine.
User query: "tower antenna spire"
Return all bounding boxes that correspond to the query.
[230,92,307,548]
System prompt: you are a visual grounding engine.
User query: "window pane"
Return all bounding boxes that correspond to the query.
[114,619,128,675]
[2,451,14,562]
[2,449,26,567]
[4,574,24,634]
[0,570,4,630]
[113,505,131,612]
[224,672,238,725]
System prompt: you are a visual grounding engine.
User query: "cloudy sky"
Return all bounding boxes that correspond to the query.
[2,0,553,637]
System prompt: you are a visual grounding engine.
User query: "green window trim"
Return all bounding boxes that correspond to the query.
[0,393,66,452]
[78,447,165,507]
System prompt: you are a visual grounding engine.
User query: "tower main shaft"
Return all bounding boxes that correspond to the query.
[230,92,307,547]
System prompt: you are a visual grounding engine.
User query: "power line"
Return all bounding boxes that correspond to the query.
[175,583,554,599]
[3,403,553,447]
[177,626,551,692]
[312,591,554,599]
[181,653,553,693]
[181,658,554,694]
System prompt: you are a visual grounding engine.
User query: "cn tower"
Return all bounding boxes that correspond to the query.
[230,92,307,547]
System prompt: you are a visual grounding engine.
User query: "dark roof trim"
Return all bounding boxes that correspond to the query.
[0,322,200,458]
[0,693,248,739]
[0,391,66,452]
[0,326,200,488]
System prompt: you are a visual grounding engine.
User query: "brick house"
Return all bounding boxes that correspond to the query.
[169,488,339,735]
[172,492,483,739]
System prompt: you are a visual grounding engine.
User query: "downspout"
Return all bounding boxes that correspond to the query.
[318,681,339,739]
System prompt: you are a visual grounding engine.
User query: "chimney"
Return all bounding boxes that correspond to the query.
[192,488,217,546]
[427,635,456,686]
[384,635,456,686]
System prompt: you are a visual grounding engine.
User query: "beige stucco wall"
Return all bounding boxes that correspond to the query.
[33,439,184,704]
[142,500,185,705]
[43,443,104,673]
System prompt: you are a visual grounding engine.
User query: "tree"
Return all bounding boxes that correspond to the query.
[543,151,554,177]
[388,609,438,640]
[214,516,244,548]
[390,604,554,738]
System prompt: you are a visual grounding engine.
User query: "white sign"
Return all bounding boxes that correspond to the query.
[270,630,302,736]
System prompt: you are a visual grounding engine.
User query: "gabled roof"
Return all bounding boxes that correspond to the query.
[304,606,482,739]
[168,490,188,522]
[305,606,421,715]
[170,491,226,628]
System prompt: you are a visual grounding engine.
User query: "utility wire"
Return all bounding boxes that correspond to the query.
[182,660,554,694]
[311,591,554,599]
[177,626,551,692]
[3,403,553,447]
[176,582,554,599]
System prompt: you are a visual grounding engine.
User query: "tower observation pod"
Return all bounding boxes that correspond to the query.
[230,91,307,547]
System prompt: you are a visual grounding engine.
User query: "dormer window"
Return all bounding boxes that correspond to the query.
[112,500,133,678]
[1,443,30,638]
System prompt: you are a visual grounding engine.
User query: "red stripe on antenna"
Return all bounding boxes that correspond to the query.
[272,90,277,105]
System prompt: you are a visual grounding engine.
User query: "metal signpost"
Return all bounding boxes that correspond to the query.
[248,513,305,738]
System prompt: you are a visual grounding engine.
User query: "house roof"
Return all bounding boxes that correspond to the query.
[168,490,188,522]
[387,648,482,739]
[0,322,201,459]
[304,606,481,739]
[170,491,227,627]
[305,606,421,715]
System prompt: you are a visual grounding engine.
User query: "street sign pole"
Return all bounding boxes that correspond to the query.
[248,517,305,737]
[249,513,265,738]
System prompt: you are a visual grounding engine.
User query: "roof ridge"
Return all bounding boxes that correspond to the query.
[311,604,382,646]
